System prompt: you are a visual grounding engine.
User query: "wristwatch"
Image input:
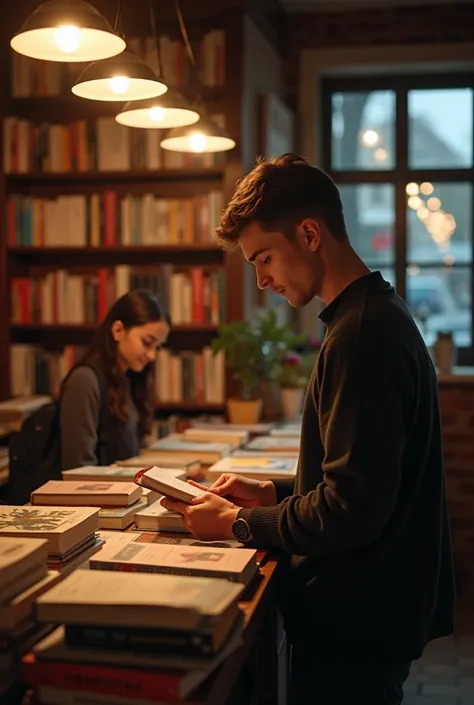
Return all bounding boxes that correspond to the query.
[232,514,253,543]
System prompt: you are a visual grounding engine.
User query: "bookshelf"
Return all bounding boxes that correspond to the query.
[0,0,286,411]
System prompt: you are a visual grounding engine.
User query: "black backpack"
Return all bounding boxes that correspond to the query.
[7,401,62,505]
[6,363,106,506]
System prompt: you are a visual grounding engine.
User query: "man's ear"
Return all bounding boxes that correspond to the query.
[111,320,124,342]
[301,219,321,252]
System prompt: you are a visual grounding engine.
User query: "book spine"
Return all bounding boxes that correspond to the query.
[65,625,215,657]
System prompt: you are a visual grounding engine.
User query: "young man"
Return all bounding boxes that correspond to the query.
[162,154,456,705]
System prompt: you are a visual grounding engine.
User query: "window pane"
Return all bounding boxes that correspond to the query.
[339,184,395,266]
[408,88,473,169]
[406,266,471,348]
[331,91,396,170]
[407,182,472,264]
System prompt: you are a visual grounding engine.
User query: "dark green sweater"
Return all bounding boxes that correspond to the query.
[240,272,455,660]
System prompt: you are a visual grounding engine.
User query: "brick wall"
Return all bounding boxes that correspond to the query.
[439,383,474,595]
[287,2,474,100]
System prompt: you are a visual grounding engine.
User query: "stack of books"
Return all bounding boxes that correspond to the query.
[0,537,60,698]
[31,480,147,531]
[134,498,189,533]
[182,426,249,447]
[147,434,233,465]
[0,506,101,575]
[0,395,51,431]
[233,434,300,458]
[24,570,245,704]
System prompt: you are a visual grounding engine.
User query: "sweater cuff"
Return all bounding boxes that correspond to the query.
[238,505,286,550]
[272,478,295,503]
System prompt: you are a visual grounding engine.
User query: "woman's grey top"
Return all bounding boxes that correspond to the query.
[59,365,140,471]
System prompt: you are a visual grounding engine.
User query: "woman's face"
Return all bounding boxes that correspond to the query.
[112,320,170,372]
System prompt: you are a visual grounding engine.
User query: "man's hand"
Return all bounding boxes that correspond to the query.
[207,474,277,508]
[161,492,240,541]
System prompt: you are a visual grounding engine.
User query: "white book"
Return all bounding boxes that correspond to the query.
[134,499,189,533]
[134,467,205,504]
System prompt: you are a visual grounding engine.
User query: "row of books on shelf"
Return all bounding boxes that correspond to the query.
[3,116,225,174]
[9,345,226,405]
[8,191,223,247]
[11,29,225,98]
[11,266,224,326]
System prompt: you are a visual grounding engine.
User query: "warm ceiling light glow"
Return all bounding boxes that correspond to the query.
[72,51,167,101]
[109,76,130,95]
[406,182,419,196]
[374,148,387,161]
[160,115,236,153]
[116,88,200,129]
[420,182,434,195]
[444,253,455,266]
[360,129,379,147]
[11,0,126,62]
[54,24,81,53]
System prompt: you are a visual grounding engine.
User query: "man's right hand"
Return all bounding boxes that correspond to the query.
[204,474,277,508]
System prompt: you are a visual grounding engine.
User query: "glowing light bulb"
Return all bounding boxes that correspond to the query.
[189,132,207,152]
[406,182,419,196]
[148,107,166,122]
[427,197,441,211]
[420,182,434,196]
[109,76,130,95]
[361,129,379,147]
[54,25,81,54]
[408,196,422,210]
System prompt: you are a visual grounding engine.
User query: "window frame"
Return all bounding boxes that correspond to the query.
[321,73,474,364]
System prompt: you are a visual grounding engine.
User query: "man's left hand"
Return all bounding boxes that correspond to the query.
[161,492,240,541]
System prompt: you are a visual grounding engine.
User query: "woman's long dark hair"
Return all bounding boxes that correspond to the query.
[64,289,170,435]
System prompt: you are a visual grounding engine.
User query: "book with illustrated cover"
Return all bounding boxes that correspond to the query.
[243,435,300,454]
[0,506,99,555]
[134,466,206,504]
[35,569,244,632]
[134,499,189,533]
[207,455,297,481]
[31,481,142,507]
[89,540,258,586]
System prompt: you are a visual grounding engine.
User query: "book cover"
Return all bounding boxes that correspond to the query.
[35,569,244,631]
[0,536,49,585]
[31,481,142,507]
[208,456,297,480]
[90,541,258,586]
[0,506,99,555]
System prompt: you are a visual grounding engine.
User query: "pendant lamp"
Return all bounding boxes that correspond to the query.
[72,51,167,102]
[160,114,236,153]
[10,0,126,62]
[115,86,199,128]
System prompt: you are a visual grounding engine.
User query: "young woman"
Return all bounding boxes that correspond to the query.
[60,289,170,470]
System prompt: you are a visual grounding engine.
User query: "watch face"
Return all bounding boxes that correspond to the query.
[233,518,251,542]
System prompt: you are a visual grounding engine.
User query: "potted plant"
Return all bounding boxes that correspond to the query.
[211,310,302,424]
[211,320,265,423]
[277,337,321,419]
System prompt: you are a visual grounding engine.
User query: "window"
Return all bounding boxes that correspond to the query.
[323,76,474,362]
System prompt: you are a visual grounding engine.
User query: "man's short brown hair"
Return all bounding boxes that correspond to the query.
[215,153,348,251]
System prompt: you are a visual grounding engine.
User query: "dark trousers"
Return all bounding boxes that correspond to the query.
[289,645,411,705]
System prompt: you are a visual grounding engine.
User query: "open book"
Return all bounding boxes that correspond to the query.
[134,466,206,504]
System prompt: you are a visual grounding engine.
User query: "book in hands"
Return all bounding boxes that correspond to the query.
[134,466,207,504]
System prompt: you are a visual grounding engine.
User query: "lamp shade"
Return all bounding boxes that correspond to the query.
[10,0,126,62]
[72,52,167,101]
[160,115,236,153]
[116,86,200,128]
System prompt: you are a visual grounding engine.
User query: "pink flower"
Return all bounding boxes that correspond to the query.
[307,337,321,350]
[285,353,300,366]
